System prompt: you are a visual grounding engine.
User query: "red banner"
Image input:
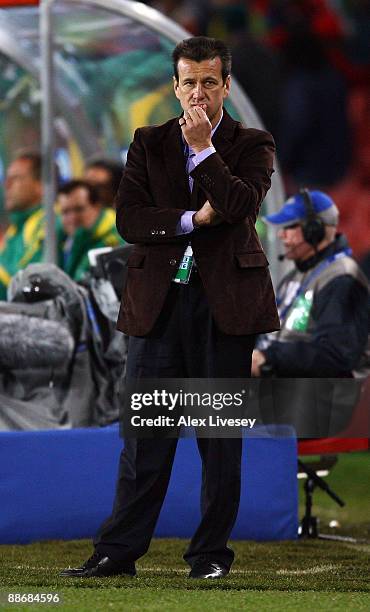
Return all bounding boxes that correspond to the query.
[0,1,39,6]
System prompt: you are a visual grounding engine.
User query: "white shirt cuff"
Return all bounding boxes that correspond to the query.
[192,146,216,167]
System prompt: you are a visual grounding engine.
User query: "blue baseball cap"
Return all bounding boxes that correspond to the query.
[263,190,339,227]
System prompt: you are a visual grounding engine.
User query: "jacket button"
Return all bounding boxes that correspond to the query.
[169,259,177,266]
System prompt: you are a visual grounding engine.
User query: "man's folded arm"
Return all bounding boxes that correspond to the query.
[189,130,275,225]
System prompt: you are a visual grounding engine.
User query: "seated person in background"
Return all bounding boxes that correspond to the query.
[0,151,45,300]
[84,158,123,208]
[252,189,368,378]
[57,179,124,282]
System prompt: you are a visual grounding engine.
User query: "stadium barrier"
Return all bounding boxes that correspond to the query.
[0,424,297,543]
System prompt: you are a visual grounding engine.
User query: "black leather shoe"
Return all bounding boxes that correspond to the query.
[59,551,136,578]
[188,560,229,579]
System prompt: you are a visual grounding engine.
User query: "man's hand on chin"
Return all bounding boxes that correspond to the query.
[179,106,212,154]
[193,200,223,227]
[251,350,266,377]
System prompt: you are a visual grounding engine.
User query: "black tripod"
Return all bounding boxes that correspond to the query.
[298,458,357,542]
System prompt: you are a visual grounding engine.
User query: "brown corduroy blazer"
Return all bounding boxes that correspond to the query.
[116,109,280,337]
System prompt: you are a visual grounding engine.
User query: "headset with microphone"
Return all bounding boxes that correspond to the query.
[278,189,325,260]
[300,188,325,248]
[278,246,305,261]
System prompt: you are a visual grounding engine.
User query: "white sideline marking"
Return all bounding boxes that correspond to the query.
[13,565,262,575]
[277,564,337,576]
[14,566,55,570]
[135,568,262,574]
[16,564,346,577]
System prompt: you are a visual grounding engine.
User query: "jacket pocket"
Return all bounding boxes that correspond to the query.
[235,251,269,268]
[127,253,146,268]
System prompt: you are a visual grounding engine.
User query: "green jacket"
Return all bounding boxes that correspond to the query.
[59,207,124,282]
[0,206,45,300]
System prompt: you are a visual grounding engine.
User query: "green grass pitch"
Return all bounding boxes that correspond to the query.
[0,452,369,611]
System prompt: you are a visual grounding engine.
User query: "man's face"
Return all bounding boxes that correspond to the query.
[5,158,42,212]
[277,224,314,261]
[59,187,100,236]
[84,166,110,187]
[84,167,114,207]
[173,56,230,127]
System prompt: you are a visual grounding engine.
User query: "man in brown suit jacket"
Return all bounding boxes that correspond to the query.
[61,37,279,581]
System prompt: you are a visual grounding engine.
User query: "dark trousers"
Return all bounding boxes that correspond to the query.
[94,270,255,569]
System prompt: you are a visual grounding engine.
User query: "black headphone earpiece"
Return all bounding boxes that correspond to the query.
[300,188,325,248]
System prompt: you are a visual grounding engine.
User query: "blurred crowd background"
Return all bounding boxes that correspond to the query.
[144,0,370,264]
[0,0,368,430]
[0,0,368,267]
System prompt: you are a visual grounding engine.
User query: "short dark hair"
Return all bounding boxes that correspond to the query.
[13,149,61,184]
[58,179,100,206]
[85,158,123,195]
[13,150,42,181]
[172,36,232,83]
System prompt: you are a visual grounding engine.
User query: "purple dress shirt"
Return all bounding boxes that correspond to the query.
[178,111,223,234]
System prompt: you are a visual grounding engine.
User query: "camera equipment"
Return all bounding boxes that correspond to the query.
[92,244,133,297]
